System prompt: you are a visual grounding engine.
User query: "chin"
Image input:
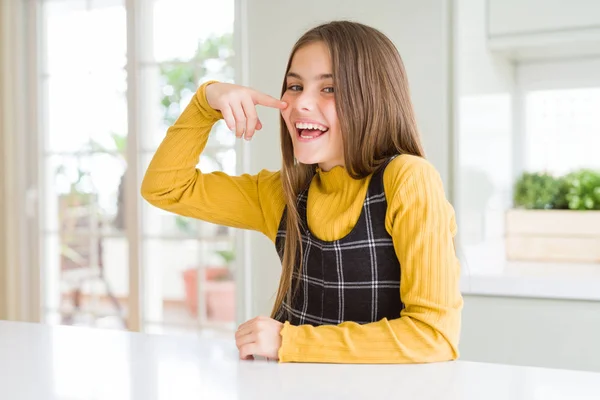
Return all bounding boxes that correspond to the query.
[294,153,321,166]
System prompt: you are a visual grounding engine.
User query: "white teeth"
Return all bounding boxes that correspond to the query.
[295,122,328,131]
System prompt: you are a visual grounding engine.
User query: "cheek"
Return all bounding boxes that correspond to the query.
[280,110,292,127]
[322,101,339,129]
[320,100,342,146]
[281,91,292,102]
[280,111,295,140]
[280,93,293,123]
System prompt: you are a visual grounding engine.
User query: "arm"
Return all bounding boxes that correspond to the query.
[277,159,463,363]
[140,81,286,239]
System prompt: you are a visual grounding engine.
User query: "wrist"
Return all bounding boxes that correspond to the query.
[202,80,220,109]
[197,80,222,121]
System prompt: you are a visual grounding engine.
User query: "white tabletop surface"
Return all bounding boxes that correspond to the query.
[1,320,600,400]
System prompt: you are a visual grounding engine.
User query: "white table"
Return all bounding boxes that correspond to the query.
[1,321,599,400]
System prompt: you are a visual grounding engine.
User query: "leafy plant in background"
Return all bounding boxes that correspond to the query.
[513,172,568,210]
[55,162,99,267]
[214,249,236,280]
[563,169,600,210]
[513,169,600,210]
[161,34,237,280]
[88,132,127,230]
[160,33,234,127]
[215,249,235,264]
[55,133,125,264]
[158,33,234,228]
[55,138,126,324]
[110,33,234,234]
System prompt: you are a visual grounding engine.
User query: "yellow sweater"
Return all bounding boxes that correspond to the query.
[141,82,463,364]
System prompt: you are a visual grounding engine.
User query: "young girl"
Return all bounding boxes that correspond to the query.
[141,20,462,364]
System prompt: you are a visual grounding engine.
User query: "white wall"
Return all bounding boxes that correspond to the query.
[242,0,454,317]
[454,0,515,250]
[487,0,600,37]
[517,57,600,90]
[460,295,600,373]
[486,0,600,62]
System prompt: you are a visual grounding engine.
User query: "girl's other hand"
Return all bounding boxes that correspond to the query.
[235,316,284,361]
[205,82,287,140]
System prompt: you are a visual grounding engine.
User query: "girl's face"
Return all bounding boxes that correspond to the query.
[281,42,344,171]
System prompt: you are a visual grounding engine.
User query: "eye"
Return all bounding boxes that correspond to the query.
[287,84,302,91]
[323,87,334,93]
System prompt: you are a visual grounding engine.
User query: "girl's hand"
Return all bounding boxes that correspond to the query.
[205,82,287,140]
[235,316,284,361]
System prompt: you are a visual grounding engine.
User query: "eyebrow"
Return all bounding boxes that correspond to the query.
[286,72,333,81]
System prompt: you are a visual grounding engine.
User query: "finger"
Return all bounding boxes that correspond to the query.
[235,326,251,341]
[256,118,262,131]
[254,92,287,110]
[220,105,235,132]
[230,103,246,138]
[241,97,258,140]
[236,315,267,336]
[236,317,256,332]
[239,343,259,360]
[235,319,258,339]
[235,325,253,340]
[235,332,256,348]
[238,315,264,330]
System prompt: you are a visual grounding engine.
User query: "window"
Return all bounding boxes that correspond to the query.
[35,0,238,335]
[518,58,600,177]
[523,88,600,175]
[456,57,600,266]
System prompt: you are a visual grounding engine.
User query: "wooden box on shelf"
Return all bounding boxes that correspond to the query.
[505,209,600,263]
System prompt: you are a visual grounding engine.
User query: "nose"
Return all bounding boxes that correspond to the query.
[295,90,316,112]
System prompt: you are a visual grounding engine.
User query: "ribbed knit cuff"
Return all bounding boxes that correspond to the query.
[278,321,299,363]
[196,80,224,121]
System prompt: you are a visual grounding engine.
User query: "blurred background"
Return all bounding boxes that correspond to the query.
[1,0,599,375]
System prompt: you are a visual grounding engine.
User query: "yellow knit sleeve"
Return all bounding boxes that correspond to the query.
[277,156,463,363]
[140,81,286,241]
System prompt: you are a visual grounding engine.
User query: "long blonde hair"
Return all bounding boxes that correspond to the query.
[271,21,425,319]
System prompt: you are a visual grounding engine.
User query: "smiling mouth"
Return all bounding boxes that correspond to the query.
[295,122,329,141]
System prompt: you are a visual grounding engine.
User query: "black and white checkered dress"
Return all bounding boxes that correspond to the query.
[274,158,403,326]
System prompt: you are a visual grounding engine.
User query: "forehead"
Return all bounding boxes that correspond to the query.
[289,42,332,75]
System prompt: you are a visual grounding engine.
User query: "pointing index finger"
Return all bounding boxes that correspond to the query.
[254,91,287,110]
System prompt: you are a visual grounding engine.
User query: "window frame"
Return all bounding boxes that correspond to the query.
[16,0,251,332]
[513,56,600,179]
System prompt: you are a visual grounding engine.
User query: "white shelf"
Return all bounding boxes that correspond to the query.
[460,242,600,301]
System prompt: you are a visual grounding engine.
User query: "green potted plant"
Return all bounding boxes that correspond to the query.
[563,169,600,210]
[512,172,568,210]
[506,169,600,263]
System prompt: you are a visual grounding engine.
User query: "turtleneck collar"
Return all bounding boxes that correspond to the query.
[314,165,358,194]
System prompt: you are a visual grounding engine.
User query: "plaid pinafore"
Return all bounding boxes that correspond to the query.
[274,158,404,325]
